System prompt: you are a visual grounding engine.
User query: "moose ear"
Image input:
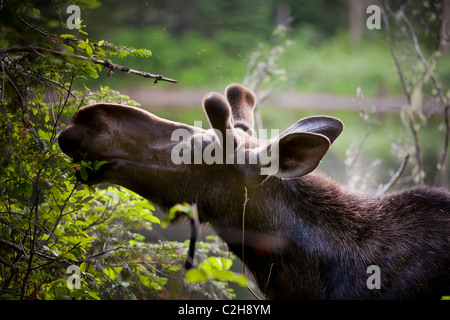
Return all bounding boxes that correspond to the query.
[264,132,332,179]
[281,116,344,145]
[258,116,343,179]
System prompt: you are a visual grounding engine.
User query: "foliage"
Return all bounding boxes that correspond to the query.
[162,203,248,299]
[185,256,248,289]
[0,0,240,300]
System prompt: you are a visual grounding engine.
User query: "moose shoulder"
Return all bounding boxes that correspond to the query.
[58,83,450,300]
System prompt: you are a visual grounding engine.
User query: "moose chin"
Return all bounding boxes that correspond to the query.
[58,83,450,300]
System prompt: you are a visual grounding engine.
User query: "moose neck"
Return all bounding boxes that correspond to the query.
[109,151,379,299]
[116,160,373,250]
[203,172,373,246]
[194,172,376,299]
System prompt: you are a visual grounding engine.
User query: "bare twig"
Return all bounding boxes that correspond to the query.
[345,88,372,174]
[86,246,124,259]
[0,46,178,84]
[17,13,54,38]
[0,256,19,272]
[241,187,249,275]
[399,10,449,185]
[240,187,262,300]
[433,105,450,185]
[377,152,410,195]
[0,238,23,253]
[381,2,423,184]
[381,3,411,102]
[243,25,290,132]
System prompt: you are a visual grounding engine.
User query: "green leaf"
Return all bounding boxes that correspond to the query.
[56,293,71,300]
[128,239,139,247]
[64,252,78,261]
[60,34,75,39]
[162,203,196,228]
[185,256,247,287]
[103,266,122,281]
[77,29,88,36]
[79,167,88,181]
[207,257,233,270]
[87,291,100,300]
[84,65,98,79]
[37,128,48,140]
[228,272,248,287]
[142,214,160,224]
[94,160,108,171]
[103,267,116,280]
[80,160,89,169]
[185,269,207,283]
[133,233,145,242]
[40,234,50,241]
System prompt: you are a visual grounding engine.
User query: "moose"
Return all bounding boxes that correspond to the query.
[58,83,450,299]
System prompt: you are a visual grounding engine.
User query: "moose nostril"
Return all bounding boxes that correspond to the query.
[58,127,83,155]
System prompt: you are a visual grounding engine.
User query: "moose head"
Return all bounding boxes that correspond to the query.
[59,83,449,300]
[58,83,343,209]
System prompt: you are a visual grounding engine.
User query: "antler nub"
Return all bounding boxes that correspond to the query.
[203,92,233,136]
[225,83,256,135]
[202,92,239,150]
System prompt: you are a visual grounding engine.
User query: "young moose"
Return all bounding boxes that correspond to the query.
[58,83,450,299]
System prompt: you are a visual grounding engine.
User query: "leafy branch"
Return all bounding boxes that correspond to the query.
[0,45,177,84]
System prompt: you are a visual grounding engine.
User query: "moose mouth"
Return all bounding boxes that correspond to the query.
[73,161,109,185]
[58,130,112,185]
[65,152,112,185]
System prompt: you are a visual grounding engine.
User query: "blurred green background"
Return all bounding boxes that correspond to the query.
[82,0,406,94]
